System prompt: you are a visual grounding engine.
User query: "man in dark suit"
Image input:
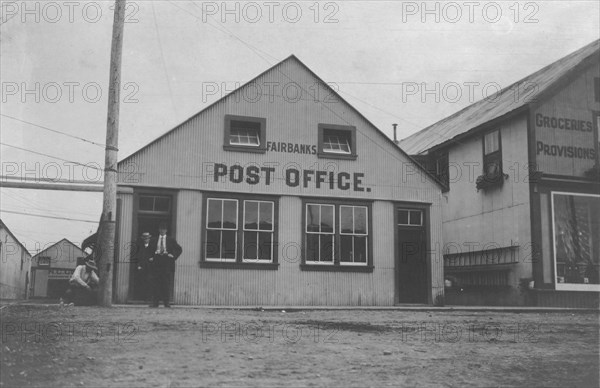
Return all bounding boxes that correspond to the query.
[135,232,155,303]
[148,222,182,307]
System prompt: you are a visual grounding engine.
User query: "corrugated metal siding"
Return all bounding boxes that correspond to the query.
[118,58,440,200]
[0,226,31,299]
[116,56,443,306]
[167,195,442,306]
[114,192,133,303]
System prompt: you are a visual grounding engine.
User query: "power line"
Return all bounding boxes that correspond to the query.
[0,142,104,171]
[1,114,105,147]
[0,209,98,224]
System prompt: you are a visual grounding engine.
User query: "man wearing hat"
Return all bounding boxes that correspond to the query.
[148,222,182,307]
[62,258,100,306]
[135,231,155,303]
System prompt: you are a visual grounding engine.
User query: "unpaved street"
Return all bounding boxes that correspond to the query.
[1,305,598,387]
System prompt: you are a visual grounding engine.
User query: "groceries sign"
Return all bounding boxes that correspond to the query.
[534,109,598,177]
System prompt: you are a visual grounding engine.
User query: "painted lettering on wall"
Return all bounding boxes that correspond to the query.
[213,163,370,192]
[535,113,593,132]
[266,141,317,155]
[536,141,596,159]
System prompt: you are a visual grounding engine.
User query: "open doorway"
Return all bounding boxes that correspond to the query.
[131,193,174,302]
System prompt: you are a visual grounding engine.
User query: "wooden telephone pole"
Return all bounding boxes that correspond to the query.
[97,0,126,307]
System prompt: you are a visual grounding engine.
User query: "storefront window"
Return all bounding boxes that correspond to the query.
[243,200,274,262]
[304,202,371,267]
[204,196,278,264]
[552,192,600,290]
[306,204,335,264]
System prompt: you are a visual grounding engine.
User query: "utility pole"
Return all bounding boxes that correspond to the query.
[97,0,126,307]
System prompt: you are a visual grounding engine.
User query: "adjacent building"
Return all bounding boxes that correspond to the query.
[0,219,31,300]
[400,40,600,307]
[30,239,87,298]
[113,55,445,306]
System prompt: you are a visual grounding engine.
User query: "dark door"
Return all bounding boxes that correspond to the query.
[396,208,428,304]
[131,194,173,301]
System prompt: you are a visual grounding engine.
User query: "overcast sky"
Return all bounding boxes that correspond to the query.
[1,0,598,254]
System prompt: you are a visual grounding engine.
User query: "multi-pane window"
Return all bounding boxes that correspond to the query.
[224,115,266,153]
[305,202,370,266]
[397,209,423,226]
[205,197,277,263]
[38,257,51,266]
[318,124,357,159]
[230,121,260,146]
[206,199,238,261]
[323,130,351,154]
[339,206,368,264]
[483,129,502,176]
[139,195,171,213]
[306,204,335,263]
[243,201,274,262]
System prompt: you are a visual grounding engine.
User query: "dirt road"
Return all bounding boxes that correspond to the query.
[1,305,598,387]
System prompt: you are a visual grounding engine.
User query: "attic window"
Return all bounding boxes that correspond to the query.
[318,124,357,160]
[38,257,51,267]
[224,115,266,153]
[230,122,260,146]
[323,130,351,154]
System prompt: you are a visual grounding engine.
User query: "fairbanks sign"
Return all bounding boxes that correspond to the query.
[212,163,371,192]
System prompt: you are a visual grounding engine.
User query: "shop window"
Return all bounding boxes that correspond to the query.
[339,206,368,265]
[302,201,372,271]
[203,195,278,267]
[476,129,507,191]
[38,256,51,267]
[552,192,600,291]
[223,115,266,153]
[305,204,335,264]
[243,201,274,262]
[205,198,238,261]
[318,124,357,160]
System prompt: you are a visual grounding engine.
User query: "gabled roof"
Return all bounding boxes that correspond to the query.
[32,238,85,259]
[400,40,600,155]
[118,55,444,189]
[0,218,31,257]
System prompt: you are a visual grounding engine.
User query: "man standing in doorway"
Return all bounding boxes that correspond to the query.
[148,222,182,307]
[136,232,155,304]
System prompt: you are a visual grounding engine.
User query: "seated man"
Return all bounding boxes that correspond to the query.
[62,259,100,306]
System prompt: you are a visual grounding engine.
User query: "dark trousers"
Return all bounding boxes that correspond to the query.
[149,271,171,306]
[64,283,98,306]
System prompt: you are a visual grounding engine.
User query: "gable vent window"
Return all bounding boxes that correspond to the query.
[224,115,266,153]
[318,124,357,160]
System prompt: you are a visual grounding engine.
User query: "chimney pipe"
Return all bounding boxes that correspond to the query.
[392,123,399,145]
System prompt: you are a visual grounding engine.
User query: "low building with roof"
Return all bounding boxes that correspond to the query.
[0,219,32,299]
[400,40,600,307]
[31,238,87,298]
